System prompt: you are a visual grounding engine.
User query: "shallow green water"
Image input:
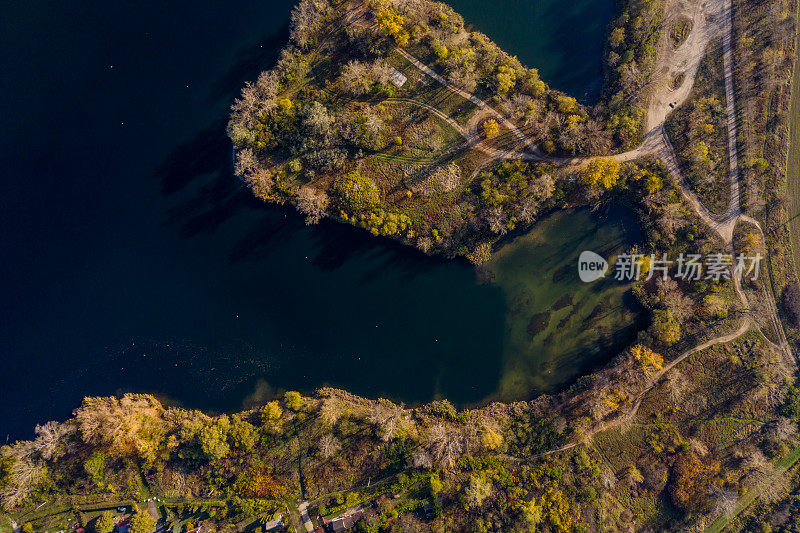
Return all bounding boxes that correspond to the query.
[486,208,644,398]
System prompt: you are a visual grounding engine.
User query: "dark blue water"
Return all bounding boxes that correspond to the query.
[0,0,612,438]
[449,0,614,102]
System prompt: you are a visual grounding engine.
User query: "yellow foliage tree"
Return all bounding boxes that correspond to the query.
[377,9,410,47]
[496,65,517,94]
[582,157,621,189]
[466,242,492,265]
[482,119,500,139]
[630,344,664,374]
[481,428,503,450]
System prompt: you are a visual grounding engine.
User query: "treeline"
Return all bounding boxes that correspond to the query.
[0,390,623,532]
[602,0,664,149]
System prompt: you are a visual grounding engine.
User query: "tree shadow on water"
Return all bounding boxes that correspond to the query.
[226,207,308,264]
[155,117,262,238]
[306,220,456,281]
[209,26,290,101]
[155,118,231,195]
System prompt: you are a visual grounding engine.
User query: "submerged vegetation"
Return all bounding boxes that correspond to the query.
[6,0,800,531]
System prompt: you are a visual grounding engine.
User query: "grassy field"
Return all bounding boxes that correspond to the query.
[786,0,800,278]
[704,443,800,533]
[665,38,730,215]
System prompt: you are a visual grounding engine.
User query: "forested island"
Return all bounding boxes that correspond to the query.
[5,0,800,531]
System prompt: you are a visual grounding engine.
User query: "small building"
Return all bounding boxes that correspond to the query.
[388,68,407,88]
[328,511,363,532]
[114,520,130,533]
[423,504,435,520]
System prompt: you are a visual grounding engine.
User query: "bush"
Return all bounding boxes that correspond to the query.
[783,283,800,326]
[333,171,380,213]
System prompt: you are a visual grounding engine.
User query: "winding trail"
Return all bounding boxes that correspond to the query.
[376,0,796,462]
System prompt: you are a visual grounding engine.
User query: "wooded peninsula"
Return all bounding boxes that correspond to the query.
[5,0,800,531]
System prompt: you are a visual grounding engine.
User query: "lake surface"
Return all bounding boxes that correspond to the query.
[449,0,614,102]
[1,0,614,438]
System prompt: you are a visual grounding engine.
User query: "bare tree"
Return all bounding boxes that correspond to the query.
[767,417,797,442]
[529,174,554,202]
[741,447,769,472]
[711,488,738,519]
[518,197,537,225]
[234,148,259,178]
[318,434,342,459]
[665,369,689,404]
[296,186,329,225]
[420,424,469,469]
[367,399,406,442]
[486,207,508,235]
[754,471,790,504]
[656,277,694,323]
[339,61,371,96]
[508,94,532,120]
[290,0,331,48]
[369,60,394,86]
[33,421,73,461]
[0,442,42,509]
[410,448,434,469]
[304,101,335,139]
[319,397,343,427]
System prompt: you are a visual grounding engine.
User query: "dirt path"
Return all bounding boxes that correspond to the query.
[481,0,792,464]
[297,501,314,533]
[394,48,537,153]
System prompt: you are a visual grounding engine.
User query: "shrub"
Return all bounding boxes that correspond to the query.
[333,171,380,212]
[783,283,800,326]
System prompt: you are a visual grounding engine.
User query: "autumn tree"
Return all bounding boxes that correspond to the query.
[333,171,380,213]
[669,452,720,512]
[199,417,230,461]
[495,65,516,94]
[228,415,257,451]
[296,186,329,225]
[95,511,115,533]
[783,283,800,326]
[74,394,166,463]
[650,309,682,345]
[129,509,156,533]
[463,475,493,509]
[482,119,500,139]
[377,8,410,47]
[284,391,304,412]
[83,451,107,484]
[581,157,621,189]
[630,344,664,374]
[260,401,283,428]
